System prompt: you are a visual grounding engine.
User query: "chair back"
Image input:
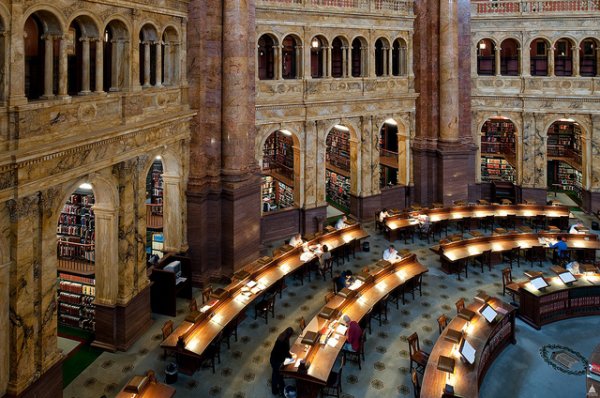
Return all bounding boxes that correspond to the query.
[502,267,512,288]
[408,332,420,357]
[162,320,174,340]
[189,298,198,312]
[411,369,421,398]
[455,298,465,314]
[298,317,306,332]
[437,314,448,334]
[202,285,213,304]
[336,355,346,387]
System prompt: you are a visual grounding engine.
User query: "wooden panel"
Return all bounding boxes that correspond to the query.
[5,356,63,398]
[381,185,406,211]
[93,302,118,352]
[260,208,300,243]
[116,285,153,351]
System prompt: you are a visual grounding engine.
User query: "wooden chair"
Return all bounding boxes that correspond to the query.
[320,257,334,281]
[298,317,306,333]
[402,274,423,305]
[372,294,390,326]
[359,307,373,336]
[437,314,448,335]
[455,298,466,315]
[526,245,545,267]
[502,246,521,269]
[342,329,366,369]
[199,332,222,374]
[479,215,494,232]
[531,214,546,231]
[321,355,345,398]
[411,369,421,398]
[161,320,174,358]
[189,298,199,313]
[202,285,213,304]
[254,293,276,324]
[418,224,434,243]
[457,217,472,233]
[502,267,518,300]
[222,315,240,349]
[474,249,492,272]
[407,332,429,375]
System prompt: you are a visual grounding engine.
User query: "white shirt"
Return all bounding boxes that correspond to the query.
[569,225,583,234]
[379,211,389,222]
[383,248,399,261]
[289,235,303,247]
[335,218,346,230]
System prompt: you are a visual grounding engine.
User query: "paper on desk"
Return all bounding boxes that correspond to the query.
[246,280,257,288]
[250,287,261,295]
[294,360,302,368]
[200,305,211,313]
[335,324,348,335]
[283,358,295,366]
[327,337,339,347]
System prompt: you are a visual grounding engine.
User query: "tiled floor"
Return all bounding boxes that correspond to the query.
[64,211,600,398]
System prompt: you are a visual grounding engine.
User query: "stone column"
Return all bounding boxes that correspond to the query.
[80,37,91,94]
[155,41,162,87]
[522,44,530,76]
[93,206,119,306]
[110,39,120,91]
[42,35,54,98]
[274,44,282,80]
[162,174,184,252]
[360,116,374,196]
[163,42,171,85]
[58,35,68,97]
[439,0,459,143]
[495,45,502,76]
[0,260,9,397]
[142,41,151,87]
[325,46,331,77]
[407,41,414,77]
[178,18,187,86]
[295,45,303,78]
[8,1,27,105]
[548,46,555,76]
[342,46,348,77]
[304,41,312,79]
[362,46,369,77]
[387,46,393,76]
[397,134,408,185]
[347,46,353,77]
[303,121,318,208]
[95,38,103,92]
[572,45,580,77]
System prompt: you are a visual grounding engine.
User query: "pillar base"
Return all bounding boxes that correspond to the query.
[260,208,300,243]
[300,205,327,235]
[92,285,152,352]
[519,186,548,205]
[411,146,438,206]
[3,358,62,398]
[581,189,600,214]
[437,147,476,205]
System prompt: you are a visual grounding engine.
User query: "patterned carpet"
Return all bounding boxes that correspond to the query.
[64,215,600,398]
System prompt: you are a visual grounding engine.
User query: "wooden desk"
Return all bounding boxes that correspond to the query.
[116,374,175,398]
[438,233,600,275]
[150,253,193,316]
[282,254,428,397]
[588,344,600,395]
[517,272,600,329]
[161,223,369,374]
[421,297,516,398]
[384,204,570,242]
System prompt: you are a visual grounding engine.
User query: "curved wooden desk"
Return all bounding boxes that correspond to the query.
[161,223,369,374]
[516,271,600,329]
[588,344,600,395]
[437,233,599,275]
[281,254,428,397]
[421,297,516,398]
[385,204,569,241]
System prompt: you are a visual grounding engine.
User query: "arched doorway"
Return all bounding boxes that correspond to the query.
[282,35,300,79]
[580,38,599,77]
[375,38,389,77]
[379,119,399,187]
[162,27,180,86]
[331,37,344,78]
[547,119,583,203]
[258,34,276,80]
[351,37,365,77]
[146,157,164,264]
[326,125,351,211]
[477,38,495,75]
[392,38,407,76]
[261,130,298,212]
[103,19,129,92]
[480,117,517,183]
[530,38,549,76]
[139,24,158,87]
[500,38,520,76]
[67,15,99,95]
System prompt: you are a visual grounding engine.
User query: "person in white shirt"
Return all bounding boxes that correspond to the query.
[382,245,400,261]
[417,214,430,231]
[318,245,332,276]
[379,208,390,222]
[335,216,348,230]
[289,233,303,247]
[569,222,584,234]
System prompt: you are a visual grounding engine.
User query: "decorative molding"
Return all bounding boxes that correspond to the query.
[7,194,40,223]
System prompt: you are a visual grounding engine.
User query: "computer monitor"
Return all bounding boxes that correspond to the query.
[558,271,576,284]
[459,339,476,365]
[479,303,498,323]
[164,261,181,278]
[530,276,549,290]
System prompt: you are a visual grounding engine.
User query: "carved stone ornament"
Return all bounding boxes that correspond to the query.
[7,194,40,223]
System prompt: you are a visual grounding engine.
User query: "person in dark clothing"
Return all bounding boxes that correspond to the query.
[270,327,295,395]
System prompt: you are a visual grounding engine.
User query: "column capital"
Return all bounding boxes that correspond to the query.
[79,36,92,43]
[7,194,40,223]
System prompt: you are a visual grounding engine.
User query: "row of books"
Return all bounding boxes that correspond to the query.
[59,273,95,285]
[59,280,96,296]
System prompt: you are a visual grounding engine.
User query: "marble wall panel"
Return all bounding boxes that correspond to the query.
[0,206,8,396]
[591,115,600,191]
[303,121,318,208]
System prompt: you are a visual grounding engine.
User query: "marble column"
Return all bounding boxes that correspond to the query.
[292,146,303,206]
[387,46,393,76]
[495,45,502,76]
[522,45,530,76]
[8,1,27,105]
[178,18,187,86]
[0,261,9,397]
[142,41,151,87]
[95,38,103,92]
[325,47,332,77]
[397,134,408,185]
[439,0,459,142]
[303,121,318,208]
[360,116,374,196]
[548,46,555,76]
[346,46,352,77]
[93,206,118,306]
[42,35,54,98]
[361,46,368,77]
[163,42,171,85]
[110,40,120,91]
[342,46,348,77]
[155,41,162,87]
[58,35,68,97]
[274,45,282,80]
[572,45,580,77]
[407,41,414,77]
[80,37,91,94]
[162,173,183,252]
[295,45,303,78]
[368,44,376,77]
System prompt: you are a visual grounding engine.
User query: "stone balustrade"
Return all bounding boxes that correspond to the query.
[473,75,600,96]
[471,0,600,16]
[257,0,413,15]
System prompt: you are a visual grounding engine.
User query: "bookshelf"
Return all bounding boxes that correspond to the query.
[480,119,516,183]
[326,128,350,172]
[261,175,294,211]
[481,157,515,183]
[146,160,164,210]
[547,121,582,164]
[262,132,295,212]
[57,272,96,332]
[326,169,350,209]
[57,192,95,262]
[380,165,398,188]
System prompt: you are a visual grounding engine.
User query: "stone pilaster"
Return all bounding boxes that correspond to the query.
[0,260,10,397]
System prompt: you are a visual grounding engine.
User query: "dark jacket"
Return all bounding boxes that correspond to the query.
[270,338,292,368]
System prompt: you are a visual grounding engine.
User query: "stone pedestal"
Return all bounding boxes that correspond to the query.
[519,186,548,205]
[350,194,381,221]
[411,145,439,206]
[437,146,476,205]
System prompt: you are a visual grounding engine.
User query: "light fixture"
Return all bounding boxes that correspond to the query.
[334,124,349,132]
[79,182,93,190]
[384,118,397,126]
[155,155,162,160]
[104,30,109,42]
[279,129,292,136]
[479,42,486,50]
[311,38,319,49]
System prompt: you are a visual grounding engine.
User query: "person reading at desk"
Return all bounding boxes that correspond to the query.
[550,236,569,262]
[383,245,400,261]
[318,245,332,276]
[335,215,348,230]
[270,327,296,396]
[569,222,585,234]
[289,233,303,247]
[342,315,362,352]
[379,208,390,222]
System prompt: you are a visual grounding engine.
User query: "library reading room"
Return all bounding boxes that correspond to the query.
[3,1,600,398]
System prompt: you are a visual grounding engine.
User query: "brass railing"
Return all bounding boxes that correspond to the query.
[57,241,95,275]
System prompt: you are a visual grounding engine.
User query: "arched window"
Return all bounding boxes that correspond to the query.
[580,38,599,77]
[547,119,583,203]
[258,34,275,80]
[162,27,179,86]
[103,20,129,92]
[500,39,519,76]
[375,38,386,77]
[282,35,299,79]
[331,37,344,78]
[351,37,365,77]
[480,117,517,183]
[392,38,407,76]
[139,24,159,87]
[261,130,297,212]
[530,38,549,76]
[68,16,100,95]
[554,38,573,77]
[477,39,495,75]
[24,11,62,100]
[310,36,326,79]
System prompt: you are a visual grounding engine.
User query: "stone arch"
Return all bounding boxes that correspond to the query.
[258,33,278,80]
[392,37,408,76]
[22,5,66,31]
[476,38,496,75]
[378,117,410,186]
[331,36,348,78]
[139,23,159,87]
[350,36,368,77]
[500,38,521,76]
[579,37,600,77]
[67,13,101,95]
[528,37,551,76]
[310,34,329,79]
[161,25,180,85]
[102,18,130,91]
[553,37,576,76]
[282,34,302,79]
[374,37,391,76]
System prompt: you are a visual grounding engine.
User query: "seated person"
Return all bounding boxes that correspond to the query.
[289,233,304,247]
[335,215,348,230]
[342,314,362,352]
[550,236,569,260]
[382,245,401,261]
[318,245,332,275]
[569,222,585,234]
[342,269,355,287]
[299,243,314,262]
[378,208,390,222]
[417,214,430,231]
[334,270,345,292]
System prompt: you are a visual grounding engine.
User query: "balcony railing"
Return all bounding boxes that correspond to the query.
[257,0,413,15]
[471,0,600,15]
[146,203,163,229]
[57,241,95,275]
